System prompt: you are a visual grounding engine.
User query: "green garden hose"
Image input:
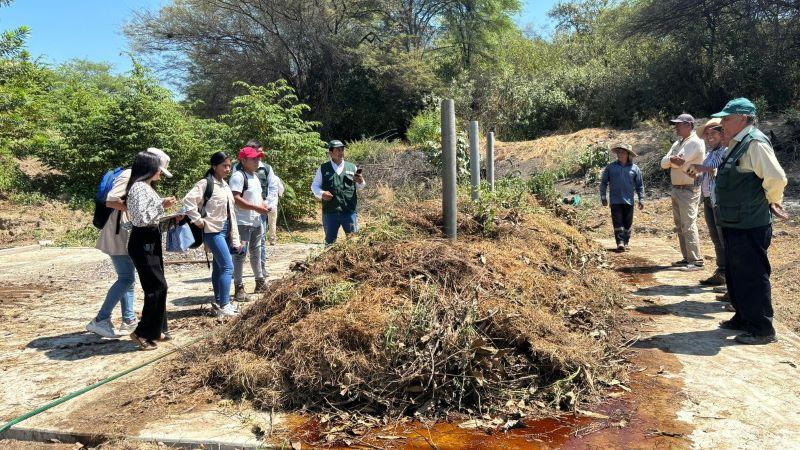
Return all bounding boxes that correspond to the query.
[0,334,208,435]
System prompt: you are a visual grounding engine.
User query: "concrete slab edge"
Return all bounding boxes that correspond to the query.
[0,426,281,449]
[0,244,41,255]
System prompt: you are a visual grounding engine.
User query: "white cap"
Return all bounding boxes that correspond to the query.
[146,147,173,178]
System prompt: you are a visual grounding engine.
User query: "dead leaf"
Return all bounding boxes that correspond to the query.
[577,409,610,420]
[458,419,483,429]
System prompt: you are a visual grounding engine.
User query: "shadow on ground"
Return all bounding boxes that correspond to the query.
[635,283,712,297]
[171,295,210,306]
[27,332,139,360]
[636,300,728,321]
[633,328,740,356]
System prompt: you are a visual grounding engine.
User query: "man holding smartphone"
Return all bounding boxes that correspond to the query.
[311,140,366,245]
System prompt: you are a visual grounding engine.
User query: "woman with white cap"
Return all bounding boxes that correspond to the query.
[124,150,177,350]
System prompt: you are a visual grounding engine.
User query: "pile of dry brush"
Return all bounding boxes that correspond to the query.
[174,192,633,421]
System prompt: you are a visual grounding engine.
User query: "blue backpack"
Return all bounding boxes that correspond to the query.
[92,167,125,229]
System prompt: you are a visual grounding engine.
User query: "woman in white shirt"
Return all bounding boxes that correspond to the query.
[182,152,241,317]
[125,151,177,350]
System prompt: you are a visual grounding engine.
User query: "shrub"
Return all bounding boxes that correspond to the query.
[344,139,400,165]
[226,80,325,220]
[420,131,470,179]
[527,170,558,204]
[406,108,440,145]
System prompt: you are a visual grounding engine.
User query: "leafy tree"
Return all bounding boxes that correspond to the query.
[0,25,51,192]
[225,80,326,219]
[41,62,229,197]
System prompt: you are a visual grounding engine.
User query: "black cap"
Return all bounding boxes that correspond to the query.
[327,140,345,150]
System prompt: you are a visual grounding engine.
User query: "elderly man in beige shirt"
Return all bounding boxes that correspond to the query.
[660,113,706,270]
[712,97,788,345]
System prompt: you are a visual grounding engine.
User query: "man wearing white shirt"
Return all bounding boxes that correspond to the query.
[660,113,706,270]
[229,146,272,300]
[311,140,366,245]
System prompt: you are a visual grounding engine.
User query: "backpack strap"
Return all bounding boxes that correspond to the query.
[240,168,249,193]
[201,175,214,218]
[115,210,122,235]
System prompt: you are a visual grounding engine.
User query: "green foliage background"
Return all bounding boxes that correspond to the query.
[3,0,800,218]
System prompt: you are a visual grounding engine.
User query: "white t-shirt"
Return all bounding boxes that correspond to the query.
[229,170,264,226]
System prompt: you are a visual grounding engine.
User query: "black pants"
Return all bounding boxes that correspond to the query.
[129,227,168,341]
[723,224,774,337]
[702,197,725,271]
[610,204,634,245]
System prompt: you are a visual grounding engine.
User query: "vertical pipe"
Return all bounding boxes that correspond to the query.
[469,120,480,201]
[441,99,457,241]
[486,131,495,192]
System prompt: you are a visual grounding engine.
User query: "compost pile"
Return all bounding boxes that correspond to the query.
[181,194,631,422]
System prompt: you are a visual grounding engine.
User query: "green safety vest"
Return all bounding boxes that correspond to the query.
[320,160,358,214]
[714,128,772,229]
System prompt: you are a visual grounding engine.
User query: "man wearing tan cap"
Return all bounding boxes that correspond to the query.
[660,113,706,270]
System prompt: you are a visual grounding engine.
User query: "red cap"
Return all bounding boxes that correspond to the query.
[238,146,264,160]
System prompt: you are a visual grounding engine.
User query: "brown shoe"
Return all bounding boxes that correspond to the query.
[253,278,269,294]
[701,271,725,286]
[234,284,248,302]
[130,332,157,351]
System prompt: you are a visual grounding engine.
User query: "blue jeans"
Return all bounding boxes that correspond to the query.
[322,212,358,245]
[204,221,234,307]
[96,254,136,323]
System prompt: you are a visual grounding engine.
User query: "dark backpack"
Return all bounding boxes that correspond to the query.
[183,175,215,249]
[92,167,124,229]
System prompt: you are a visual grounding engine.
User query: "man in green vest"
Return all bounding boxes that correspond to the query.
[310,140,365,245]
[713,98,788,345]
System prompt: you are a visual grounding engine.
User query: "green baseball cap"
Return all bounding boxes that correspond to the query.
[711,97,756,118]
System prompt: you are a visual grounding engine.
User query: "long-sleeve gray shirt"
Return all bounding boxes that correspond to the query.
[599,161,644,205]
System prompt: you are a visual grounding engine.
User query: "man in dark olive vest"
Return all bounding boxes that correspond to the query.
[713,98,788,345]
[310,140,366,245]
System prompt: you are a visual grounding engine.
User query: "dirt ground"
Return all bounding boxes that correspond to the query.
[569,192,800,336]
[4,195,800,448]
[0,242,319,446]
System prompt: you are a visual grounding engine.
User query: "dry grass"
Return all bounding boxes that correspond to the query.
[169,190,633,424]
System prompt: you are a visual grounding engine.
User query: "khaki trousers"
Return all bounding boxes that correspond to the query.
[671,187,702,263]
[267,207,278,243]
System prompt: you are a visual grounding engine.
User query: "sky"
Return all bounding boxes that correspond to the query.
[1,0,559,75]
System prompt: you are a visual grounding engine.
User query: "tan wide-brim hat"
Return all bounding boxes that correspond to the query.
[610,142,638,157]
[697,118,723,138]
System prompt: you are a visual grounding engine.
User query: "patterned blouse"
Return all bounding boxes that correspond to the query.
[126,181,165,227]
[701,146,727,199]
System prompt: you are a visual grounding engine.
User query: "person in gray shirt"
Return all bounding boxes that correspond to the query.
[599,143,644,252]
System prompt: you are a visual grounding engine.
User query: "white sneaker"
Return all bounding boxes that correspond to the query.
[86,319,118,338]
[215,303,239,317]
[682,264,703,271]
[116,319,138,336]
